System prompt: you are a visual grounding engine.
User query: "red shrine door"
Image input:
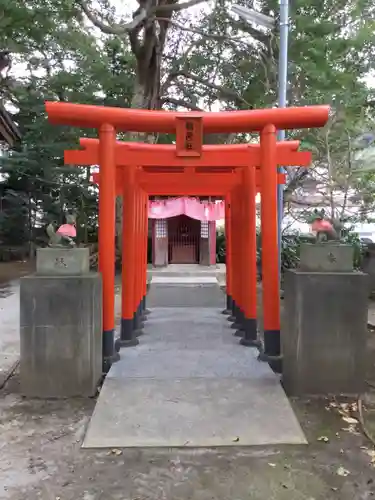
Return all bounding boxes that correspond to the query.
[167,215,200,264]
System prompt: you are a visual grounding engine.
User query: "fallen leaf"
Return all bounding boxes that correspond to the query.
[317,436,329,443]
[111,449,123,456]
[232,436,239,442]
[342,426,360,435]
[350,403,358,412]
[268,463,276,467]
[342,416,358,425]
[336,466,350,477]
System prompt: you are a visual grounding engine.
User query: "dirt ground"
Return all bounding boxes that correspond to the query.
[0,357,375,500]
[1,263,375,499]
[0,261,35,285]
[0,376,374,500]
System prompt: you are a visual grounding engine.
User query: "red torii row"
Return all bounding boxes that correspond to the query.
[65,134,312,366]
[45,101,329,372]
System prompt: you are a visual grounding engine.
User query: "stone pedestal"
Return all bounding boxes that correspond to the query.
[282,269,368,396]
[20,248,102,398]
[36,247,90,275]
[299,243,354,272]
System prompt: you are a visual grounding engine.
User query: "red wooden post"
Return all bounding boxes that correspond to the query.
[119,167,139,347]
[98,124,116,372]
[140,190,148,318]
[133,187,143,336]
[222,193,232,315]
[259,124,281,364]
[235,184,245,331]
[228,186,241,325]
[144,192,151,314]
[239,166,259,346]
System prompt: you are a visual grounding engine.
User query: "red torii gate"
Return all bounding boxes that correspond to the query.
[67,137,309,352]
[45,101,329,372]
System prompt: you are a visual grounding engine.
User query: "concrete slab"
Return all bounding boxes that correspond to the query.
[147,285,225,308]
[151,264,219,277]
[83,377,306,448]
[151,276,218,284]
[84,286,306,448]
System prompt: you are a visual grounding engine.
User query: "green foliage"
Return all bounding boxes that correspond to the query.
[2,0,375,258]
[216,227,226,263]
[0,0,136,253]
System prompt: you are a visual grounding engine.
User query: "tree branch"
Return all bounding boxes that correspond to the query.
[168,70,251,107]
[155,17,255,48]
[78,0,207,36]
[77,0,129,35]
[155,0,206,14]
[160,96,202,111]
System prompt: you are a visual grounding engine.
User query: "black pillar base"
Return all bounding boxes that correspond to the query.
[227,299,237,322]
[142,295,151,315]
[102,328,116,374]
[133,306,144,337]
[240,318,260,348]
[119,319,139,348]
[117,337,139,348]
[258,329,282,373]
[222,295,233,315]
[258,352,283,374]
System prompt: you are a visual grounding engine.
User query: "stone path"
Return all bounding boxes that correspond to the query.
[83,283,306,448]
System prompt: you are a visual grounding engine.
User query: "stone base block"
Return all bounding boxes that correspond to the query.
[299,243,353,272]
[20,273,102,398]
[282,270,368,396]
[36,247,90,276]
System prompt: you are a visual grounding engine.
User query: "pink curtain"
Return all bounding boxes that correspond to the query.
[149,197,224,221]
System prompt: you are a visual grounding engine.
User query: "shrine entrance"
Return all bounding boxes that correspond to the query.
[45,100,329,448]
[168,215,200,264]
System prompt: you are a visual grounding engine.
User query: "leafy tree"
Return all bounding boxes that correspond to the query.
[1,0,375,256]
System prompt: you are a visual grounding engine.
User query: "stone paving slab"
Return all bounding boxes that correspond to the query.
[147,284,225,308]
[83,377,307,448]
[151,276,218,284]
[83,286,306,448]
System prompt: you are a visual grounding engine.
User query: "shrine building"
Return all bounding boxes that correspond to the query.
[149,197,223,266]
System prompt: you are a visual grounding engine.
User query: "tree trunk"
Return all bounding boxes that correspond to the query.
[115,33,163,252]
